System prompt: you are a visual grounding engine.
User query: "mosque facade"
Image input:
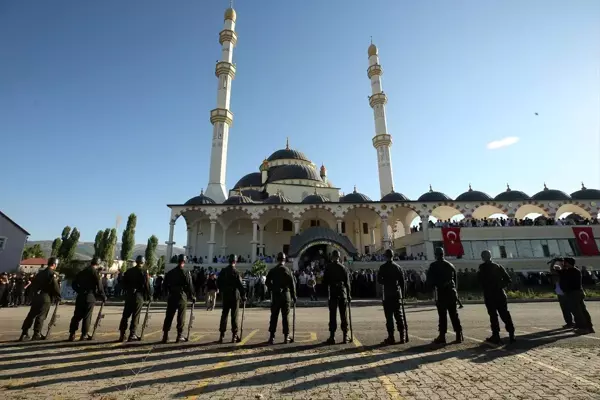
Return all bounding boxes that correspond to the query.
[165,5,600,270]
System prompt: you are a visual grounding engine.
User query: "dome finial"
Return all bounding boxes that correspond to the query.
[353,185,357,193]
[468,183,472,192]
[285,137,289,150]
[200,188,204,195]
[429,184,433,192]
[506,183,511,192]
[582,182,587,190]
[543,182,548,190]
[390,184,395,193]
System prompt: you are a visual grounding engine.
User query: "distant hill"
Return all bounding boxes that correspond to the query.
[27,241,185,261]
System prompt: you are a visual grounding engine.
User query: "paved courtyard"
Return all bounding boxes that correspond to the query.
[0,302,599,399]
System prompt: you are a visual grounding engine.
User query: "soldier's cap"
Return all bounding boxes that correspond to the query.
[276,252,286,261]
[563,257,576,266]
[136,255,146,264]
[547,257,564,265]
[228,254,237,263]
[331,250,340,258]
[178,254,185,263]
[48,257,59,266]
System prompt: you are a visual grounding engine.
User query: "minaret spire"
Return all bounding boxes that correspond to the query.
[205,3,238,203]
[367,41,394,198]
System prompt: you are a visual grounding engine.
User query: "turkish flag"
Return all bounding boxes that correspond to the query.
[441,227,464,257]
[572,227,600,256]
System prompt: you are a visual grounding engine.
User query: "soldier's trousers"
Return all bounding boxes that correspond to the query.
[565,290,593,330]
[484,293,514,335]
[557,294,573,325]
[163,296,187,333]
[119,294,144,334]
[436,290,462,335]
[328,297,348,333]
[22,296,51,334]
[383,297,405,335]
[70,294,96,335]
[220,298,240,333]
[269,300,291,335]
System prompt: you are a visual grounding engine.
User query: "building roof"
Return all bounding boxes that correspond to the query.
[455,185,493,202]
[570,184,600,200]
[381,190,410,202]
[184,189,216,205]
[340,186,372,203]
[417,185,452,202]
[266,164,322,183]
[233,172,262,190]
[0,211,30,236]
[20,258,47,265]
[494,185,531,202]
[531,184,571,201]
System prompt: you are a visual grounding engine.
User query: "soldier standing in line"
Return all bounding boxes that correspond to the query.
[217,254,246,343]
[118,255,151,342]
[556,257,595,335]
[266,252,297,344]
[323,250,351,344]
[69,257,107,341]
[162,255,195,343]
[478,250,516,344]
[19,257,62,341]
[377,249,407,345]
[427,247,463,344]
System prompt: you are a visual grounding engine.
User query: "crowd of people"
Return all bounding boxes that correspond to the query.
[0,272,43,307]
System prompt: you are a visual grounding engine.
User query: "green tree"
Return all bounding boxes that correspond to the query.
[145,235,159,272]
[250,259,268,277]
[120,213,137,262]
[57,226,72,258]
[93,230,104,258]
[56,226,79,266]
[157,255,166,274]
[22,244,44,260]
[50,238,62,257]
[101,228,118,268]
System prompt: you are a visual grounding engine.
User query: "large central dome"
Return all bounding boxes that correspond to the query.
[266,138,311,162]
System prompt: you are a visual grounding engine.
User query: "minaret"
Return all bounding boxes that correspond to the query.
[367,41,394,198]
[205,4,238,203]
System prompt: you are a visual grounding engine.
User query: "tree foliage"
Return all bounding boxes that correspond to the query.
[145,235,159,272]
[157,255,166,274]
[22,244,45,260]
[120,213,137,262]
[55,226,81,279]
[250,259,268,277]
[93,230,104,258]
[50,238,62,257]
[100,228,118,268]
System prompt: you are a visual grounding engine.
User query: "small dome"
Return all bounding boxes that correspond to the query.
[340,186,372,203]
[302,193,330,204]
[455,184,492,202]
[381,189,410,202]
[368,43,378,57]
[531,183,571,201]
[224,7,236,22]
[267,164,322,183]
[223,192,254,205]
[184,189,215,205]
[264,191,291,204]
[233,172,262,189]
[240,189,267,202]
[494,184,531,202]
[418,185,452,202]
[571,183,600,200]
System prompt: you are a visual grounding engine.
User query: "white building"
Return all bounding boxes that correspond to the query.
[165,5,600,272]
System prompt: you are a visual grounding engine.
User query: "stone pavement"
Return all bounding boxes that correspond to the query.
[0,303,599,399]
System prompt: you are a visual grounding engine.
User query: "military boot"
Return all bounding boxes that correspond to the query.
[283,335,290,344]
[432,334,446,345]
[128,334,140,342]
[381,335,395,345]
[455,331,464,343]
[31,332,43,341]
[80,334,91,341]
[508,332,516,344]
[118,331,126,342]
[342,332,350,344]
[176,332,187,343]
[325,333,335,345]
[232,333,241,343]
[161,332,169,344]
[267,333,275,345]
[485,334,502,345]
[68,333,76,342]
[218,332,225,344]
[18,332,29,342]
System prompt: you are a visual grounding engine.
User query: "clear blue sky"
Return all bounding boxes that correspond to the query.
[2,0,599,247]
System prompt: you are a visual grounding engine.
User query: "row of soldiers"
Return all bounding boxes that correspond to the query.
[18,247,592,345]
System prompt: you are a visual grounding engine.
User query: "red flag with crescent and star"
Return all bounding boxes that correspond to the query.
[572,227,600,256]
[441,227,464,256]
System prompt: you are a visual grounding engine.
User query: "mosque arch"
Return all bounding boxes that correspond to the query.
[471,204,508,219]
[514,204,548,220]
[299,206,337,230]
[429,204,464,221]
[257,206,295,229]
[288,226,358,258]
[216,207,254,228]
[555,203,592,220]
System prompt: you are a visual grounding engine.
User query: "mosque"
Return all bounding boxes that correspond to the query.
[165,5,600,270]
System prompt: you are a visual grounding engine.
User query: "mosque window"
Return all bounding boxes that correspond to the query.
[282,219,293,232]
[310,220,321,227]
[341,222,346,234]
[362,223,368,235]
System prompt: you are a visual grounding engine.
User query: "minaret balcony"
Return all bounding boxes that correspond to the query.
[367,64,383,79]
[372,134,392,148]
[369,92,388,108]
[215,61,236,79]
[210,108,234,125]
[219,29,238,46]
